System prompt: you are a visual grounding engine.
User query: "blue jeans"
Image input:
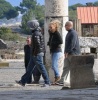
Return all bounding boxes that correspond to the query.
[21,53,50,84]
[25,57,41,83]
[51,52,62,77]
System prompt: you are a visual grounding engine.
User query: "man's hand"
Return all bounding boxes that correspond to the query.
[64,53,68,58]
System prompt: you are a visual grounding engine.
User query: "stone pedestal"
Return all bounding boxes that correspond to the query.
[0,62,9,67]
[92,59,98,82]
[0,39,7,49]
[0,57,9,67]
[45,0,68,81]
[63,55,95,89]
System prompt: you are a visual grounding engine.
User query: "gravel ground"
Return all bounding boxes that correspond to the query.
[0,60,98,100]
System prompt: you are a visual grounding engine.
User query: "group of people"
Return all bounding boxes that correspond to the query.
[16,19,80,87]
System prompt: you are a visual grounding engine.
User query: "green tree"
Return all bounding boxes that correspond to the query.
[20,0,37,9]
[34,4,45,26]
[15,6,26,14]
[69,3,84,20]
[93,1,98,6]
[20,9,35,34]
[69,3,84,10]
[5,8,18,20]
[69,9,77,20]
[0,0,18,19]
[0,27,23,41]
[20,0,45,34]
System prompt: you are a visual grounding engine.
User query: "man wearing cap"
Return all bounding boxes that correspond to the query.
[16,20,50,87]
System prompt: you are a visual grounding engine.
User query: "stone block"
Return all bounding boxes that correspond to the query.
[0,62,9,67]
[93,59,98,81]
[0,39,7,49]
[70,55,95,89]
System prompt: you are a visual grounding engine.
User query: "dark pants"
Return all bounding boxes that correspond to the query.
[21,53,50,84]
[25,65,32,83]
[25,66,41,83]
[26,57,42,83]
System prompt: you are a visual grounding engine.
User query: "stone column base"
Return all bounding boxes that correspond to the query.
[63,55,96,89]
[0,62,9,67]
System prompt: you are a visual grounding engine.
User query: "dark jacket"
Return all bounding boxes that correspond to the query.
[47,31,63,53]
[31,29,45,56]
[24,45,31,68]
[65,29,80,55]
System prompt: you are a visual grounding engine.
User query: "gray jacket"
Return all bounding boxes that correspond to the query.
[65,29,80,55]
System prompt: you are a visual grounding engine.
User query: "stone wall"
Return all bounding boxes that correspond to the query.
[79,37,98,48]
[0,39,7,49]
[79,37,98,55]
[0,40,25,59]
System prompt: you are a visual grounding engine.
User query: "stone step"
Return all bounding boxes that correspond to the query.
[70,55,95,89]
[0,62,9,67]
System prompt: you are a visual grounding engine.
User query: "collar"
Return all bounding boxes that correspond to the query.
[68,28,73,32]
[32,28,39,33]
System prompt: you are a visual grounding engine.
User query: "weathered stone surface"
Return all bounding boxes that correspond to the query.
[79,37,98,48]
[45,0,68,17]
[93,59,98,81]
[79,37,98,54]
[70,55,95,89]
[0,39,7,49]
[0,62,9,67]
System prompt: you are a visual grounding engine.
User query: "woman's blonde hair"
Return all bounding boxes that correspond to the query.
[50,20,61,31]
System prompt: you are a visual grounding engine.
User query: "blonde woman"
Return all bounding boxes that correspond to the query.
[47,20,63,84]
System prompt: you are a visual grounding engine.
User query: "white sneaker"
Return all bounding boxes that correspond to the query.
[41,84,51,87]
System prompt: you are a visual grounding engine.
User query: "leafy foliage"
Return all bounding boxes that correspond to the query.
[93,1,98,6]
[20,9,34,34]
[34,4,45,26]
[20,0,45,34]
[4,8,18,20]
[15,6,26,14]
[0,27,22,41]
[69,3,84,10]
[69,3,84,19]
[20,0,37,9]
[0,0,18,19]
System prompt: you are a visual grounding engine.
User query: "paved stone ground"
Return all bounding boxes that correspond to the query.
[0,60,98,100]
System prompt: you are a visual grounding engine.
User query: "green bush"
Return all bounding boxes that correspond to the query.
[0,27,24,41]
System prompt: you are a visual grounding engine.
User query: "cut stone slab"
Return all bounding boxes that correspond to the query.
[63,55,95,89]
[0,39,7,49]
[0,62,9,67]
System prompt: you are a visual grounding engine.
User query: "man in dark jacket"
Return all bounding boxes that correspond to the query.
[57,21,80,86]
[24,36,41,84]
[16,20,50,87]
[24,36,32,83]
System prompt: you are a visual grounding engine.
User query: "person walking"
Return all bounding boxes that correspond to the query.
[24,36,32,84]
[57,21,80,86]
[47,20,63,84]
[16,20,50,87]
[24,36,41,84]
